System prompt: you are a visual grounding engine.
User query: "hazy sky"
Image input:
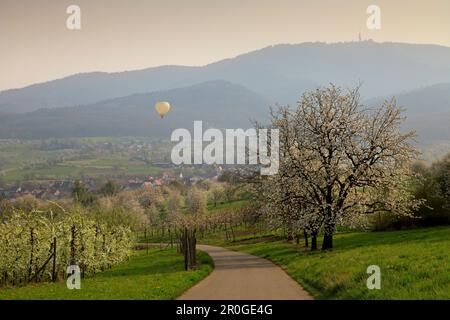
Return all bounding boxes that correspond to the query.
[1,0,450,91]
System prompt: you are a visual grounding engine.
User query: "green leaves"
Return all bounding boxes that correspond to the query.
[0,208,132,286]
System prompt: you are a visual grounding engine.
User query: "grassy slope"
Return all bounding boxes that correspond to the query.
[220,226,450,299]
[0,249,213,300]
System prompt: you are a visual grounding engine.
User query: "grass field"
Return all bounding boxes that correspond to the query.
[0,248,213,300]
[215,226,450,299]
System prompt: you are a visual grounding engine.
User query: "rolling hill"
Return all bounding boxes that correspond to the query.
[2,80,449,146]
[0,80,272,139]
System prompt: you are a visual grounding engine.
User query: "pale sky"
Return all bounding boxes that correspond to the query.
[1,0,450,91]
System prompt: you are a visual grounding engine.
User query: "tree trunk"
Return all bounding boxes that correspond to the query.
[322,206,335,250]
[229,223,235,242]
[322,217,335,250]
[183,228,188,271]
[322,233,333,250]
[224,224,229,241]
[52,237,57,282]
[304,230,309,248]
[70,225,76,265]
[311,232,317,251]
[28,228,35,282]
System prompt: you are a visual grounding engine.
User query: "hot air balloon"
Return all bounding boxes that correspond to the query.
[154,101,171,118]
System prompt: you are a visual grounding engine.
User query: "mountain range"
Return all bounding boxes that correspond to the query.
[0,41,449,147]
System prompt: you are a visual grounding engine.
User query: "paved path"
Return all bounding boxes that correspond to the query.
[178,245,313,300]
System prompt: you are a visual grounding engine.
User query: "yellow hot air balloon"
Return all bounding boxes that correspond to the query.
[154,101,171,118]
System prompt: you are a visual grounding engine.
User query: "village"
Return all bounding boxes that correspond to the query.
[0,168,223,201]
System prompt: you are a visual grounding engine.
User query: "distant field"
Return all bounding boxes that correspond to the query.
[1,161,164,183]
[212,226,450,299]
[0,249,213,300]
[0,137,171,183]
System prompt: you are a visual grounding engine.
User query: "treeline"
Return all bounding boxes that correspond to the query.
[374,153,450,230]
[0,176,253,280]
[0,180,167,287]
[414,154,450,225]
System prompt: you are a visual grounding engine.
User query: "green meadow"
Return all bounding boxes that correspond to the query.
[219,226,450,299]
[0,249,213,300]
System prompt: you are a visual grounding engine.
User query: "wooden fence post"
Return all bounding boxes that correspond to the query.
[183,228,188,271]
[52,237,57,282]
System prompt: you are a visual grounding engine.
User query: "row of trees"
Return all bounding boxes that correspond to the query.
[70,178,250,270]
[387,155,450,228]
[254,85,422,250]
[0,203,132,287]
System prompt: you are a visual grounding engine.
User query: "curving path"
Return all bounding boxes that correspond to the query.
[178,245,313,300]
